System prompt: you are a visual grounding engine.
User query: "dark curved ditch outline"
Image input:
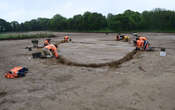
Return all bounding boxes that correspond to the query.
[36,40,137,68]
[57,49,137,68]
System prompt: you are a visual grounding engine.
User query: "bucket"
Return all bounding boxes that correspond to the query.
[31,40,38,48]
[160,48,166,56]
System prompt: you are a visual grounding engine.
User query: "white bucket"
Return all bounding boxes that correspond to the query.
[160,51,166,56]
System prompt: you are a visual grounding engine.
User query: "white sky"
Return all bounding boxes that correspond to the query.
[0,0,175,22]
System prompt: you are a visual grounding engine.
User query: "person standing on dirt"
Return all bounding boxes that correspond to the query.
[42,44,59,58]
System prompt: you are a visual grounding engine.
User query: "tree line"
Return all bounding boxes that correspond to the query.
[1,8,175,32]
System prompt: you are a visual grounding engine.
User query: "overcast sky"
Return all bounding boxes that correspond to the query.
[0,0,175,22]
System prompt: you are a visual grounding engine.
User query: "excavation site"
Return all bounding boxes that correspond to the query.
[0,32,175,110]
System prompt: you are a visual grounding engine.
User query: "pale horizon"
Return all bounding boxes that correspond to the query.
[0,0,175,23]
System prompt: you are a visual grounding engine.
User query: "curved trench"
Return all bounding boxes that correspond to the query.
[56,49,137,68]
[35,40,137,68]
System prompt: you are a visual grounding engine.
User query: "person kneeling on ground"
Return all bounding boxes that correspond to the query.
[116,34,125,41]
[41,44,59,58]
[123,35,130,42]
[138,36,151,50]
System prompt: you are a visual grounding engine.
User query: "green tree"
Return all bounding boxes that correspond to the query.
[37,18,50,30]
[10,21,20,31]
[49,14,67,30]
[71,14,84,30]
[82,12,107,30]
[0,18,11,32]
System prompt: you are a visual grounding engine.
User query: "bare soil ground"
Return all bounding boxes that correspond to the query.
[59,37,134,64]
[0,32,175,110]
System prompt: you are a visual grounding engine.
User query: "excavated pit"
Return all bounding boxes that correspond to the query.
[58,39,136,67]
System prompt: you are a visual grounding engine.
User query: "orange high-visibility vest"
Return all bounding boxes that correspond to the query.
[10,66,23,77]
[5,73,15,79]
[44,44,59,58]
[137,40,144,48]
[5,66,23,78]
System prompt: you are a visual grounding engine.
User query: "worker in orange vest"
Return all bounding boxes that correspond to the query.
[5,66,28,79]
[137,36,151,50]
[139,36,151,50]
[42,44,59,58]
[136,39,144,50]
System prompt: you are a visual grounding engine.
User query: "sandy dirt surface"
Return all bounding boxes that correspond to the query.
[59,38,134,64]
[0,32,175,110]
